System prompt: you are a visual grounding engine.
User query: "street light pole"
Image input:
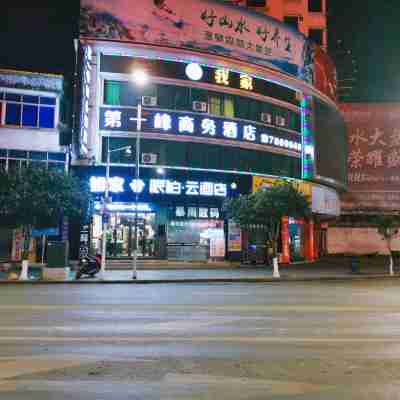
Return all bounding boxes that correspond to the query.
[132,99,143,280]
[130,67,149,280]
[99,148,111,280]
[99,144,132,280]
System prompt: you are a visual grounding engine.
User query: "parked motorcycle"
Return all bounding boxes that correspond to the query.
[76,254,101,279]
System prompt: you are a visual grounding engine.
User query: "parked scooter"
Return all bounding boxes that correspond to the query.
[76,254,101,279]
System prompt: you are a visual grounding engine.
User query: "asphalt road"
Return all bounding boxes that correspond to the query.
[1,281,400,399]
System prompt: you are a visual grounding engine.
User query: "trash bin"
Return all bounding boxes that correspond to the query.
[47,241,68,268]
[350,256,359,273]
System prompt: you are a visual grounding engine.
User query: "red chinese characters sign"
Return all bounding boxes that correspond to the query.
[341,103,400,210]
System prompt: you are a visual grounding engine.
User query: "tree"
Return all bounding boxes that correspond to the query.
[225,181,311,277]
[375,215,400,276]
[0,165,89,275]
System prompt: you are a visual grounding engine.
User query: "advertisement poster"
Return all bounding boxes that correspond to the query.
[80,0,315,84]
[341,103,400,211]
[228,220,242,252]
[210,238,225,258]
[252,176,312,201]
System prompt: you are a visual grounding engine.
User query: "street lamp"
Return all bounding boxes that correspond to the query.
[99,144,133,280]
[130,68,149,280]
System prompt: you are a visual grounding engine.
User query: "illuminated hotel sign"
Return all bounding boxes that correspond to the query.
[100,108,302,154]
[301,96,315,179]
[90,177,229,197]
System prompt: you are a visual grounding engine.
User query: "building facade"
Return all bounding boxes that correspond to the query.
[0,69,66,260]
[72,0,345,263]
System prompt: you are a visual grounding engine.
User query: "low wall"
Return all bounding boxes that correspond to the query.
[327,227,400,255]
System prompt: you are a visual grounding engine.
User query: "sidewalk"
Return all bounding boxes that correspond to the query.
[1,255,399,283]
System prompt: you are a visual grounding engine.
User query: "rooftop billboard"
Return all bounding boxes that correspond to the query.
[80,0,336,100]
[341,103,400,211]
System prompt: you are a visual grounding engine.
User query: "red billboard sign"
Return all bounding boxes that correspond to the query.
[341,103,400,211]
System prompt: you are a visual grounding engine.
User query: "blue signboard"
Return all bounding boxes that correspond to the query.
[32,228,59,237]
[100,108,302,155]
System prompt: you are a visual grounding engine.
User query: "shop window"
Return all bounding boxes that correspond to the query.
[289,112,301,131]
[23,95,39,104]
[48,163,65,172]
[284,16,299,30]
[209,95,222,116]
[9,150,27,159]
[39,107,55,128]
[157,85,176,109]
[5,103,21,125]
[40,97,56,106]
[247,0,266,6]
[104,80,121,105]
[308,0,323,12]
[8,159,21,172]
[5,93,21,102]
[3,92,56,129]
[234,96,249,120]
[309,29,324,46]
[48,152,66,161]
[22,105,38,127]
[174,86,191,110]
[29,151,47,161]
[191,88,208,103]
[223,96,235,118]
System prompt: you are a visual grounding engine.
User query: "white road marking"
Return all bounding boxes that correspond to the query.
[0,336,399,343]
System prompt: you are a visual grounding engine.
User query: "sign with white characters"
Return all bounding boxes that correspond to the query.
[173,206,221,219]
[90,176,230,198]
[81,0,314,84]
[100,108,302,155]
[79,45,92,156]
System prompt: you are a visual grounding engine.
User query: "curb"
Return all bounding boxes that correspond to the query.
[1,274,399,284]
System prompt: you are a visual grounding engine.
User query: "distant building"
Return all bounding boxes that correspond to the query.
[225,0,327,49]
[330,40,358,102]
[0,69,67,260]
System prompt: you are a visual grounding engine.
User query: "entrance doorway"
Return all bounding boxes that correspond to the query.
[92,212,157,258]
[289,220,305,262]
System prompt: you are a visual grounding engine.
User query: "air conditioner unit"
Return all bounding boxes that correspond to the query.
[142,153,158,164]
[192,101,208,112]
[276,116,286,127]
[261,112,272,124]
[142,96,157,107]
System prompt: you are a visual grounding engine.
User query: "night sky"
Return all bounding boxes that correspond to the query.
[1,0,400,102]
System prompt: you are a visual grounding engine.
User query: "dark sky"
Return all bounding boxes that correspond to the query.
[1,0,400,102]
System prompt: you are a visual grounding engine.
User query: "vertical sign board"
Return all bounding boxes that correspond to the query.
[79,225,90,259]
[301,95,315,180]
[79,45,92,157]
[228,221,242,252]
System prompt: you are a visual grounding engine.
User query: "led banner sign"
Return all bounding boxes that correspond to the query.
[90,176,230,198]
[94,202,154,213]
[301,96,315,179]
[100,108,302,154]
